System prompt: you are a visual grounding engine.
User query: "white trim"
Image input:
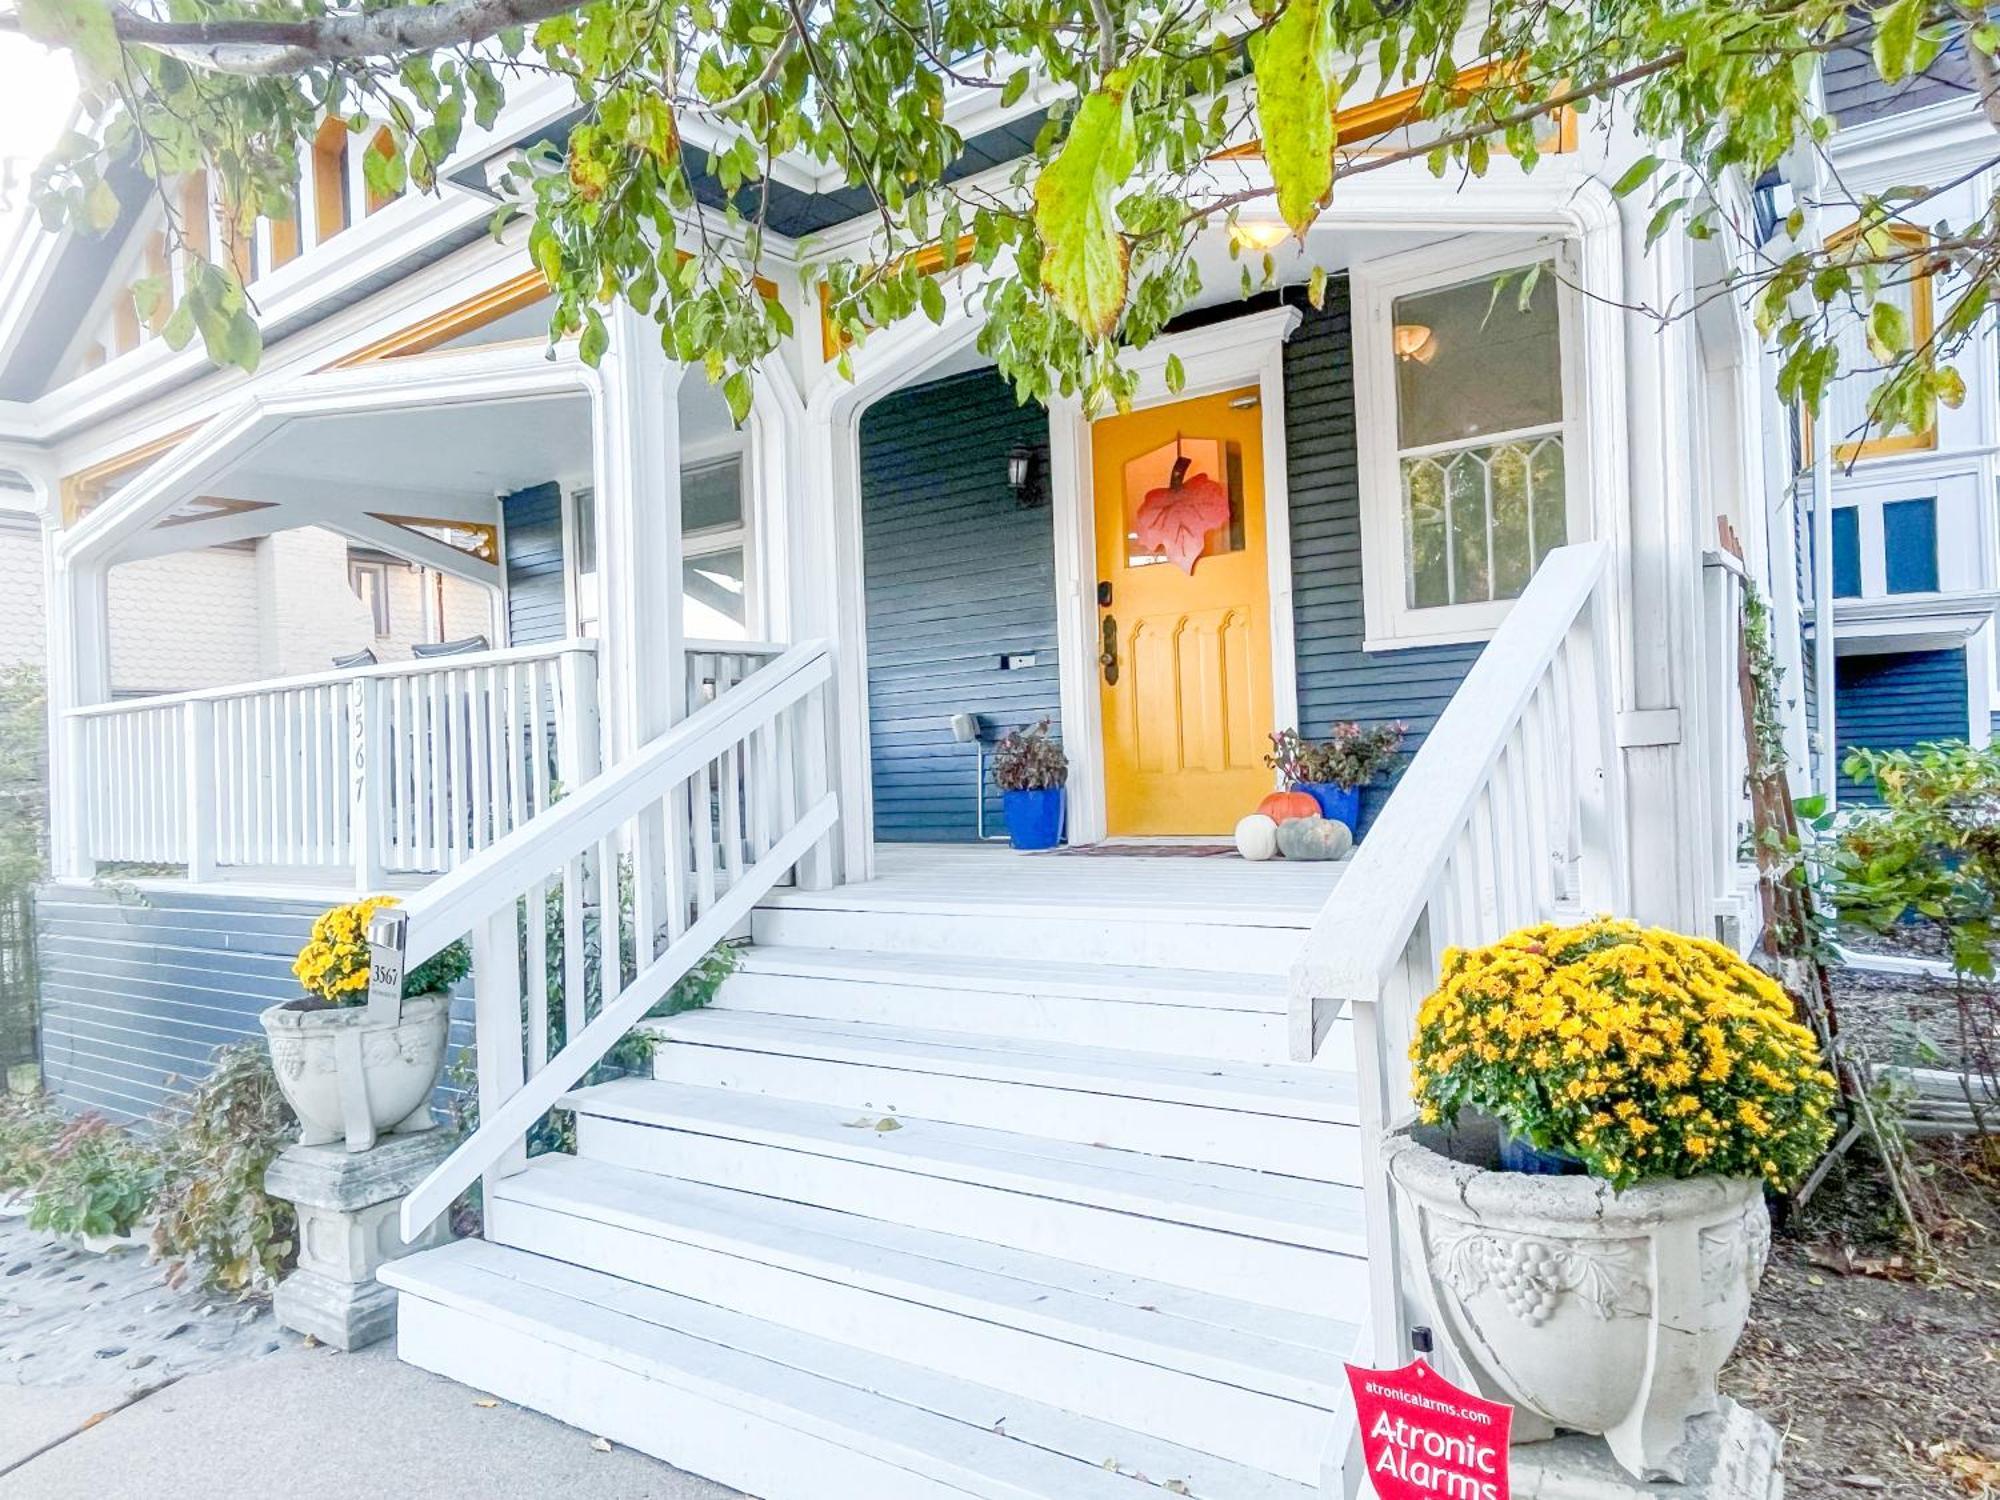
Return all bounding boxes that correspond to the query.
[1050,305,1303,843]
[1351,237,1593,652]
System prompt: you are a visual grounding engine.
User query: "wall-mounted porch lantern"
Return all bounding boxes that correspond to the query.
[1007,443,1047,509]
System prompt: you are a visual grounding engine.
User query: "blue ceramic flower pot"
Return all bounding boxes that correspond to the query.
[1298,781,1362,833]
[1498,1128,1584,1176]
[1002,787,1065,851]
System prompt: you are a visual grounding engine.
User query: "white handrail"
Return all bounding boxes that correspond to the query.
[1287,541,1625,1376]
[396,638,837,1240]
[65,640,596,717]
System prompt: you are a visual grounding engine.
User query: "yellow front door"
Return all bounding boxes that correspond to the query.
[1092,386,1274,836]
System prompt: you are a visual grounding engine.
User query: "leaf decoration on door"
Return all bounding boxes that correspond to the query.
[1134,455,1230,574]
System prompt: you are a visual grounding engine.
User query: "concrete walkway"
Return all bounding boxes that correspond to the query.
[2,1338,746,1498]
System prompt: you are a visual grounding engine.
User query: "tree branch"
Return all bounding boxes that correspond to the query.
[0,0,586,76]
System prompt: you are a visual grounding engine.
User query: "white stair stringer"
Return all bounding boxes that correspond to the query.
[389,882,1371,1499]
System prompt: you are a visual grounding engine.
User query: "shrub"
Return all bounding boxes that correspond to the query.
[992,720,1067,792]
[1830,740,2000,980]
[1265,722,1405,790]
[1410,918,1837,1191]
[0,1089,61,1197]
[26,1113,161,1240]
[151,1042,299,1297]
[294,895,472,1004]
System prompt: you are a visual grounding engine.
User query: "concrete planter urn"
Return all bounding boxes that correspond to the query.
[260,994,450,1153]
[1385,1130,1769,1483]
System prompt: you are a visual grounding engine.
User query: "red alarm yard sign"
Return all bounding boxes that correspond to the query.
[1343,1358,1512,1500]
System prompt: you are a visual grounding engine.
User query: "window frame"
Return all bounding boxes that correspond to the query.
[1815,222,1937,465]
[347,558,393,637]
[1353,239,1591,651]
[680,453,756,642]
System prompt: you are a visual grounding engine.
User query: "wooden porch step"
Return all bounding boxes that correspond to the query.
[638,1010,1362,1180]
[387,1238,1317,1500]
[483,1155,1351,1482]
[724,946,1351,1066]
[750,897,1308,975]
[561,1079,1369,1317]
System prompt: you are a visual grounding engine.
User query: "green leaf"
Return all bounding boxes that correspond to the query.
[1253,0,1337,237]
[1610,154,1660,198]
[1164,352,1185,392]
[18,0,120,85]
[83,177,119,234]
[722,369,752,424]
[1307,264,1327,310]
[1032,75,1137,338]
[919,274,946,324]
[1866,297,1909,361]
[1001,68,1031,108]
[1872,0,1924,85]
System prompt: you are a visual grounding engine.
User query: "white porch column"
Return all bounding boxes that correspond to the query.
[45,543,112,881]
[592,304,687,762]
[792,398,872,885]
[1611,185,1709,933]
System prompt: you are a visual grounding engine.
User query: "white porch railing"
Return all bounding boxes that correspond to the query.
[394,639,836,1241]
[1287,542,1626,1394]
[1698,551,1758,946]
[67,641,600,886]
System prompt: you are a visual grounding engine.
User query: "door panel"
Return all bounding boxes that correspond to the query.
[1093,387,1273,836]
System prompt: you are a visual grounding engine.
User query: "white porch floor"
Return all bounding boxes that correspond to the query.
[769,841,1347,927]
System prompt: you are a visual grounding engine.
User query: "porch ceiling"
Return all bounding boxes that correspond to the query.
[79,385,593,581]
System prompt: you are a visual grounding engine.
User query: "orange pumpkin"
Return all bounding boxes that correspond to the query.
[1257,790,1319,825]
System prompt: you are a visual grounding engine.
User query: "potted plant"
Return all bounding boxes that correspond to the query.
[992,719,1067,851]
[262,896,470,1153]
[1265,722,1404,833]
[1388,918,1836,1481]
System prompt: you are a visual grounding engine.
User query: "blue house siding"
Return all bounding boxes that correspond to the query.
[859,370,1061,843]
[1834,647,1970,803]
[1280,279,1481,830]
[35,885,473,1127]
[503,481,567,647]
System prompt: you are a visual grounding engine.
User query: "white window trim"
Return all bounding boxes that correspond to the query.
[1352,237,1591,652]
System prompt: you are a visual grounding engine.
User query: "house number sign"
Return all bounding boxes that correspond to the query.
[1344,1359,1512,1500]
[365,908,408,1026]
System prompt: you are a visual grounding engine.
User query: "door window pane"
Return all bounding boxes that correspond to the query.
[1392,263,1566,610]
[1119,436,1245,569]
[684,547,748,639]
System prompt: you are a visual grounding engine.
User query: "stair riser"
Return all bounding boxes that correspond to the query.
[650,1043,1361,1180]
[751,906,1298,975]
[397,1295,1014,1500]
[575,1114,1368,1321]
[489,1198,1329,1484]
[722,970,1292,1064]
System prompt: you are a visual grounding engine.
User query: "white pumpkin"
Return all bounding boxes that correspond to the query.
[1234,813,1279,862]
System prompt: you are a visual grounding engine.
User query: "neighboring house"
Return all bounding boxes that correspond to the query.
[0,58,1810,1500]
[1814,42,2000,802]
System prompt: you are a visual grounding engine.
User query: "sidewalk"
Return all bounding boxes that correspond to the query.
[2,1337,745,1499]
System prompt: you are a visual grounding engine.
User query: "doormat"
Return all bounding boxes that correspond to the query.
[1036,842,1239,858]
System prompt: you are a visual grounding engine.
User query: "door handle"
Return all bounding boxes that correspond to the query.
[1099,615,1119,686]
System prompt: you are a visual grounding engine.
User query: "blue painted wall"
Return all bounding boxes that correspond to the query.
[503,482,567,646]
[858,369,1062,843]
[35,885,473,1127]
[1834,647,1969,803]
[854,279,1479,839]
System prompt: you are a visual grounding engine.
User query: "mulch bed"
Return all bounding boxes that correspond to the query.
[1720,952,2000,1499]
